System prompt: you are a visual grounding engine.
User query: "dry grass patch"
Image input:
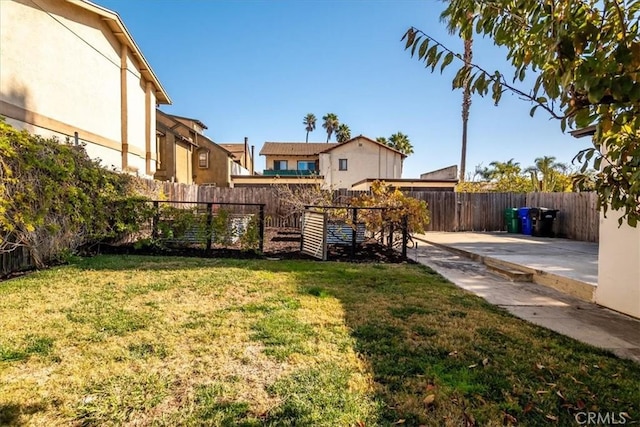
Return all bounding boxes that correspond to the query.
[0,256,639,426]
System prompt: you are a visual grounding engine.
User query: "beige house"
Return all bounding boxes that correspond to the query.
[0,0,170,178]
[155,111,250,186]
[250,135,406,189]
[155,110,197,184]
[571,126,639,318]
[318,135,405,189]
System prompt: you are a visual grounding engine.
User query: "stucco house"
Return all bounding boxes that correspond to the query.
[220,139,255,175]
[155,111,250,186]
[233,135,456,190]
[0,0,171,178]
[571,126,639,319]
[233,136,402,188]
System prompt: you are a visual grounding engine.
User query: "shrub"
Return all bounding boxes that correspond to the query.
[350,180,430,236]
[0,120,151,267]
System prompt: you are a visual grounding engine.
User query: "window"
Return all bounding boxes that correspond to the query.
[339,159,348,171]
[297,161,316,171]
[273,160,288,170]
[198,151,209,168]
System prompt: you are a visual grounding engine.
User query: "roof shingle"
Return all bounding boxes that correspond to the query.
[259,142,337,156]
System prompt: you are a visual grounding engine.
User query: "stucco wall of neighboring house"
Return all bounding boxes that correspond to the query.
[125,52,149,174]
[3,116,123,169]
[597,212,640,318]
[193,144,233,186]
[320,137,403,189]
[175,143,193,184]
[0,0,164,177]
[264,155,319,171]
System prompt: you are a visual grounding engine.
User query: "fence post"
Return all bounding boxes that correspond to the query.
[205,202,213,254]
[402,214,408,259]
[152,201,159,240]
[351,207,358,258]
[259,204,265,253]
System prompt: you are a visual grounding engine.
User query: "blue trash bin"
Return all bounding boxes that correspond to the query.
[518,207,532,235]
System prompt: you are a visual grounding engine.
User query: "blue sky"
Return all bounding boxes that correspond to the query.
[98,0,592,178]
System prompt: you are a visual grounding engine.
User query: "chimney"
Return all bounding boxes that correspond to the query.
[251,145,255,175]
[244,137,249,169]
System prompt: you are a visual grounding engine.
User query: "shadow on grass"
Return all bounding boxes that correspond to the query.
[20,255,640,425]
[0,403,47,426]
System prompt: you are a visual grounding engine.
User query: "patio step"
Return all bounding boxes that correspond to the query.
[485,260,533,282]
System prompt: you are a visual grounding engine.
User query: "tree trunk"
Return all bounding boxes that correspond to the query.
[460,37,473,182]
[306,130,309,143]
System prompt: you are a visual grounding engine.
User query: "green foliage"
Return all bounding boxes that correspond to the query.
[0,121,150,266]
[377,132,414,155]
[458,158,581,193]
[336,123,352,143]
[403,1,640,225]
[350,180,430,234]
[303,113,317,143]
[322,113,339,142]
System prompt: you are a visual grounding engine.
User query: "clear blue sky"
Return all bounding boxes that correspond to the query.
[98,0,591,178]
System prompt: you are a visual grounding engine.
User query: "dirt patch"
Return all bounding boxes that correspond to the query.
[94,227,410,264]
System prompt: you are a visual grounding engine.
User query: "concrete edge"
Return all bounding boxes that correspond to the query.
[413,235,596,303]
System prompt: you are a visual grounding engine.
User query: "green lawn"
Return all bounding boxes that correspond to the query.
[1,256,638,426]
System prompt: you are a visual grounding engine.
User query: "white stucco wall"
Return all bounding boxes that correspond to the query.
[126,52,147,173]
[4,116,123,170]
[0,0,162,179]
[320,137,403,189]
[597,212,640,318]
[1,0,122,142]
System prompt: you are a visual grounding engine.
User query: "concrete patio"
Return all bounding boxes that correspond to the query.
[409,232,640,363]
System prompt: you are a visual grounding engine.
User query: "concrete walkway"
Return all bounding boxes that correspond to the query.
[408,232,640,363]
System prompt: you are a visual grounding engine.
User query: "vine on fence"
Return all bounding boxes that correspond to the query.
[0,120,152,267]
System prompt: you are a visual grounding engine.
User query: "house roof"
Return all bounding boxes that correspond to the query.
[67,0,171,104]
[570,125,596,138]
[260,142,336,156]
[219,144,246,154]
[167,114,208,130]
[156,109,233,155]
[219,144,248,161]
[320,135,408,158]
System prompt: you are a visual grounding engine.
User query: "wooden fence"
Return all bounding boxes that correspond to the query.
[0,180,600,278]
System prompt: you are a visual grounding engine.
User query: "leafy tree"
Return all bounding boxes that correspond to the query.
[336,123,352,143]
[322,113,339,142]
[303,113,316,143]
[403,1,640,226]
[525,156,569,192]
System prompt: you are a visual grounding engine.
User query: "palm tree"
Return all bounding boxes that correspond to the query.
[459,36,473,182]
[387,132,414,155]
[376,137,388,145]
[322,113,339,142]
[479,159,521,181]
[443,9,474,182]
[527,156,568,192]
[303,113,316,143]
[336,123,351,143]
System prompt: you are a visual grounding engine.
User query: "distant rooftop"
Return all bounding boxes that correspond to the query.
[260,142,336,156]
